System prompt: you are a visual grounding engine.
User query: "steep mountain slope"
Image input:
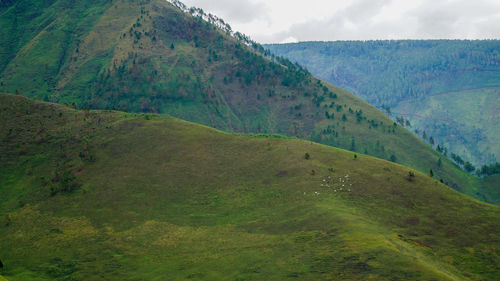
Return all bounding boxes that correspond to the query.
[394,87,499,167]
[264,40,500,167]
[1,94,499,280]
[0,0,495,203]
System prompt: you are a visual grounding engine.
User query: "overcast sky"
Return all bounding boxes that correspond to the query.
[181,0,500,43]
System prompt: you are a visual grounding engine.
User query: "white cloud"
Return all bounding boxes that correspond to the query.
[280,36,299,44]
[181,0,500,43]
[410,0,500,39]
[182,0,268,23]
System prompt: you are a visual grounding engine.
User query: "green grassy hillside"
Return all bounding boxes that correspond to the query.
[264,40,500,168]
[1,94,499,280]
[0,0,494,203]
[483,174,500,203]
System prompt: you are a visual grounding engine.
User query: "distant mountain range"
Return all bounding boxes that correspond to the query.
[265,40,500,168]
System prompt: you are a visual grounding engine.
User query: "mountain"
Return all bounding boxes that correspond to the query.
[264,40,500,168]
[0,0,496,203]
[1,94,499,280]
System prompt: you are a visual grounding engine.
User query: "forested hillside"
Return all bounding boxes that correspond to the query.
[265,41,500,167]
[0,0,496,202]
[265,41,500,105]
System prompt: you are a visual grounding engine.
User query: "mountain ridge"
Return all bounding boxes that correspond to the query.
[0,0,497,203]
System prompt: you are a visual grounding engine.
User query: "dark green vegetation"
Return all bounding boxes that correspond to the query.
[1,94,500,280]
[479,163,500,177]
[0,0,496,203]
[265,41,500,168]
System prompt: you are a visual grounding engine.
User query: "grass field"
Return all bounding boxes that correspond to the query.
[1,94,499,280]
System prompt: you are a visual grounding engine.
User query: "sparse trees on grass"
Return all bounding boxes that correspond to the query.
[451,153,464,166]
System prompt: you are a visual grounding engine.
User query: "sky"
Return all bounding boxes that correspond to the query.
[181,0,500,44]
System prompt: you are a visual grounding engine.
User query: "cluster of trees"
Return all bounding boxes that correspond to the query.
[395,116,411,128]
[227,44,309,89]
[168,0,233,36]
[477,162,500,176]
[436,144,448,156]
[451,153,465,166]
[450,153,475,173]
